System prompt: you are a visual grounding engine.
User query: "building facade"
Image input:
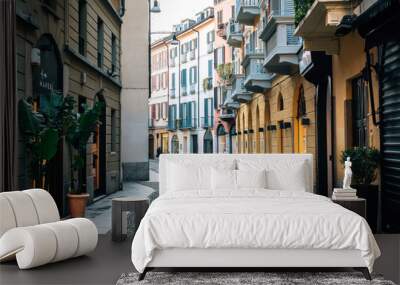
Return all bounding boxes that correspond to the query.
[149,40,169,158]
[15,0,123,215]
[149,8,217,155]
[295,0,400,232]
[229,0,318,187]
[121,0,149,181]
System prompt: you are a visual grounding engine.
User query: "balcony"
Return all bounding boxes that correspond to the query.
[168,119,177,131]
[170,89,176,98]
[180,117,197,129]
[207,42,214,54]
[259,0,296,41]
[170,57,176,67]
[222,88,240,110]
[182,85,188,96]
[217,22,227,39]
[181,53,188,64]
[243,48,273,92]
[263,24,302,74]
[203,77,213,92]
[220,109,236,121]
[236,0,261,25]
[189,50,196,61]
[190,84,196,94]
[201,116,214,129]
[294,0,353,55]
[231,74,252,103]
[226,19,243,47]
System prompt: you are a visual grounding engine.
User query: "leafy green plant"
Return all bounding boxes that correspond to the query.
[294,0,314,26]
[217,63,233,85]
[65,99,104,194]
[341,147,380,185]
[18,91,69,188]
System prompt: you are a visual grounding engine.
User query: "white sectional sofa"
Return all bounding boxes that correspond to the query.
[0,189,98,269]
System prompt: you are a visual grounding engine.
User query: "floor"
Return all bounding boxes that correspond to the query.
[1,160,399,285]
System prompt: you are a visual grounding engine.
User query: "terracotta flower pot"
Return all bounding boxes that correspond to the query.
[67,193,90,218]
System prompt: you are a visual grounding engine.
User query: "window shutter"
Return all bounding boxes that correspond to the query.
[213,88,218,109]
[204,98,208,118]
[194,66,197,83]
[214,49,217,68]
[222,46,225,64]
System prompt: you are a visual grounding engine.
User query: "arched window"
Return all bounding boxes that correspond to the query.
[217,124,226,136]
[203,129,213,153]
[278,93,284,111]
[298,86,306,118]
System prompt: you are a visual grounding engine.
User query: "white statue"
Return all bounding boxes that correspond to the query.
[343,157,354,190]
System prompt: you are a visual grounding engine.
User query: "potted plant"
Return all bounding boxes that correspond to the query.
[65,98,104,218]
[18,91,68,189]
[341,147,380,232]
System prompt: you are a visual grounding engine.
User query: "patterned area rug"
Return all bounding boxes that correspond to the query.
[116,272,395,285]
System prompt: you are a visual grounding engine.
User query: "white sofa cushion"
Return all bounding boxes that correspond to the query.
[236,169,267,189]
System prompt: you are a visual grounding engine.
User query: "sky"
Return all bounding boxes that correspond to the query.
[150,0,213,41]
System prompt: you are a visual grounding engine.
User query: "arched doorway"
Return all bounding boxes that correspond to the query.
[241,113,246,153]
[229,125,236,153]
[171,135,179,153]
[33,34,63,212]
[295,86,307,153]
[149,134,155,159]
[203,129,213,153]
[255,105,261,153]
[265,100,271,153]
[92,92,107,197]
[217,124,227,153]
[247,110,253,153]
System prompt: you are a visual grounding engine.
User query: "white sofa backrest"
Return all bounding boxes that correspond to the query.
[0,189,60,237]
[159,154,313,195]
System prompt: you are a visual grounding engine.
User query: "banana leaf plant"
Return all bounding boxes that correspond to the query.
[18,91,68,189]
[65,100,104,194]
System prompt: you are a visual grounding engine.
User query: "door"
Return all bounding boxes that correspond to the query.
[203,129,213,153]
[217,124,226,153]
[381,41,400,232]
[171,135,179,153]
[191,135,198,153]
[148,134,155,159]
[183,136,188,153]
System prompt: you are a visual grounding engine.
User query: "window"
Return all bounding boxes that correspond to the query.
[111,33,117,73]
[214,47,225,67]
[208,60,213,78]
[278,93,284,111]
[78,0,87,56]
[352,76,368,147]
[181,69,187,87]
[111,109,117,152]
[171,73,176,90]
[189,66,197,84]
[190,39,198,51]
[217,10,223,26]
[207,30,215,43]
[97,17,104,68]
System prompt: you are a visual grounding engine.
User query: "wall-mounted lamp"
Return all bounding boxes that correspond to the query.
[284,122,291,129]
[301,118,310,126]
[258,128,264,132]
[335,15,356,37]
[267,125,276,131]
[249,129,254,134]
[243,130,248,134]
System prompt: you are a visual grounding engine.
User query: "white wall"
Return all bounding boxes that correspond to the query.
[121,0,149,180]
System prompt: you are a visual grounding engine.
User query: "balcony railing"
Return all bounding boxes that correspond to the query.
[180,117,197,129]
[181,85,188,96]
[170,89,176,98]
[227,19,243,47]
[263,24,301,75]
[220,109,236,121]
[181,53,188,63]
[170,57,176,67]
[190,84,196,94]
[189,50,196,61]
[201,116,214,129]
[207,42,214,54]
[168,119,177,131]
[235,0,260,25]
[231,74,252,103]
